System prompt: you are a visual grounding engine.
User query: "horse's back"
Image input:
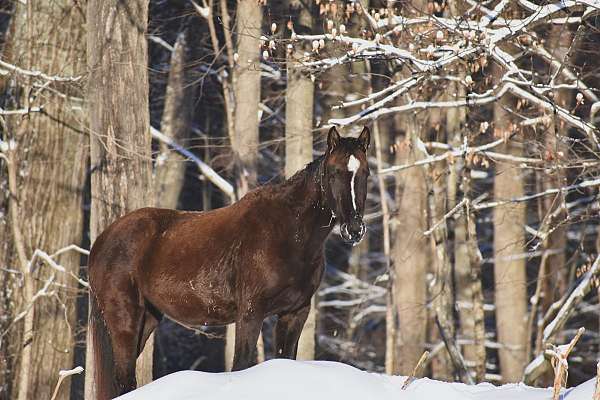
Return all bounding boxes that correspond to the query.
[88,208,194,289]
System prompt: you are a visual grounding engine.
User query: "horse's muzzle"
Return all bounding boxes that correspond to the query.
[341,220,366,245]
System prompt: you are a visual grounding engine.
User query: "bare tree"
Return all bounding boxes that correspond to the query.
[85,1,153,398]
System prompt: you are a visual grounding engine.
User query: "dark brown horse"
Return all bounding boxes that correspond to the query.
[88,126,370,399]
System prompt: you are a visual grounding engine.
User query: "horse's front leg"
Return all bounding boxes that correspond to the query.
[274,304,311,359]
[232,311,264,371]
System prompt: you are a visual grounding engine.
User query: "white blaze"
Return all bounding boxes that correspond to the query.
[347,155,361,212]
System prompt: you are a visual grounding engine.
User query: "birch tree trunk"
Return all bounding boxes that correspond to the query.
[85,1,153,398]
[285,0,316,361]
[4,2,87,399]
[493,68,528,383]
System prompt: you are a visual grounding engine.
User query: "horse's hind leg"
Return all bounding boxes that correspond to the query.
[274,304,311,359]
[99,279,148,395]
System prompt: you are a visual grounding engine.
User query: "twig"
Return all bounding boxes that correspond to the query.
[401,351,429,390]
[524,255,600,382]
[434,315,474,384]
[0,59,82,82]
[50,366,84,400]
[473,177,600,211]
[550,327,584,400]
[424,198,467,236]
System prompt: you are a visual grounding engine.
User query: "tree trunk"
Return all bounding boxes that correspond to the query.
[232,0,262,194]
[392,123,428,375]
[155,31,194,209]
[493,80,528,383]
[390,0,429,376]
[4,2,87,399]
[225,0,263,369]
[426,110,455,382]
[285,0,316,361]
[85,1,153,398]
[447,84,486,382]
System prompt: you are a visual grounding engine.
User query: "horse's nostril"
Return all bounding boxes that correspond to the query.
[341,223,351,240]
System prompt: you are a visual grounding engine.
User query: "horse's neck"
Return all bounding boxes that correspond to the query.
[283,162,334,239]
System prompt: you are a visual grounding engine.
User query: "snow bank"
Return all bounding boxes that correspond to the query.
[117,359,596,400]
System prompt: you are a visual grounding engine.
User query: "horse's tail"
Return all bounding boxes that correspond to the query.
[89,291,118,400]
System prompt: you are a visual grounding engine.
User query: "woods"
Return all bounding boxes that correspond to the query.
[1,0,600,399]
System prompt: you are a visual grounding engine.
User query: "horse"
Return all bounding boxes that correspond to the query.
[88,126,371,399]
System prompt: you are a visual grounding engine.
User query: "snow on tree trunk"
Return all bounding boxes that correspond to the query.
[85,1,153,398]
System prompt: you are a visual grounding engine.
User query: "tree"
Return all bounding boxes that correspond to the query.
[0,2,87,399]
[391,119,428,375]
[155,31,195,209]
[85,1,153,398]
[492,64,528,383]
[224,0,263,370]
[232,0,262,195]
[285,0,315,360]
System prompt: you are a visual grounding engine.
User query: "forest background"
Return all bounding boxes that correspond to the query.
[1,0,600,399]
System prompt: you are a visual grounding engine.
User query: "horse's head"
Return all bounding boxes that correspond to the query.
[323,126,371,245]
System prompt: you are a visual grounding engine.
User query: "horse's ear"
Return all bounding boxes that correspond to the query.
[358,126,370,151]
[327,126,341,152]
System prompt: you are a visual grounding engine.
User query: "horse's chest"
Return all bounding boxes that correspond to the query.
[267,257,324,314]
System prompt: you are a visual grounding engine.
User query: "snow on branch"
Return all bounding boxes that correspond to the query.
[28,247,89,288]
[524,255,600,383]
[543,255,600,343]
[50,366,84,400]
[0,59,82,82]
[151,126,235,201]
[472,177,600,211]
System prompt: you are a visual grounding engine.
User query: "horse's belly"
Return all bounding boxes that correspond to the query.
[144,278,237,327]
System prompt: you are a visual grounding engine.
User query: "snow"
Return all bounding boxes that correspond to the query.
[117,359,596,400]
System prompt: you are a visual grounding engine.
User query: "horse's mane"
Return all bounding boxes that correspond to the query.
[244,137,363,202]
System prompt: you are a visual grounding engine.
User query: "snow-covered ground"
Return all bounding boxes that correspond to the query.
[117,359,596,400]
